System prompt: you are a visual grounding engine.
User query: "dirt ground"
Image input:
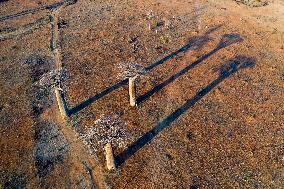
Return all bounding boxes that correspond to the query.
[0,0,284,188]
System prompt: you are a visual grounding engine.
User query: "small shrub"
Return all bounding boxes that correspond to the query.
[234,0,269,7]
[160,35,170,44]
[149,20,164,30]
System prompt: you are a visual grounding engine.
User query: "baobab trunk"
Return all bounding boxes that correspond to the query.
[129,77,136,107]
[105,142,116,170]
[55,88,68,119]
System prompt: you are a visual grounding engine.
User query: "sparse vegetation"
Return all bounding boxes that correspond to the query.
[160,35,170,44]
[234,0,269,7]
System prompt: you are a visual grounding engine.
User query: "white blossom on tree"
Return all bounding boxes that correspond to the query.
[33,69,68,90]
[79,114,132,154]
[117,61,147,79]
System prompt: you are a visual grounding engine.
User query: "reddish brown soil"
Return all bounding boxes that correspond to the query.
[0,0,284,188]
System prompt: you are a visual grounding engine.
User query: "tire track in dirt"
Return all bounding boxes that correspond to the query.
[50,8,63,71]
[0,16,50,41]
[0,0,77,22]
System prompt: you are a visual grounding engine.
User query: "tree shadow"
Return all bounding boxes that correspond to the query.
[116,55,256,166]
[68,26,222,115]
[145,24,222,72]
[0,0,77,22]
[137,33,243,105]
[68,79,128,115]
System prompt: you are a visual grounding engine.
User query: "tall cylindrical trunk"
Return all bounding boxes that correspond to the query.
[55,88,68,119]
[105,142,116,170]
[129,77,136,107]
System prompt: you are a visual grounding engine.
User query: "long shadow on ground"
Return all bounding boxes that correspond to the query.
[137,33,243,105]
[116,55,256,166]
[68,25,222,115]
[68,79,128,115]
[144,25,222,72]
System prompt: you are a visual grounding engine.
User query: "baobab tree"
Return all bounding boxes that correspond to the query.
[117,62,147,106]
[33,68,68,119]
[79,114,132,170]
[32,66,68,119]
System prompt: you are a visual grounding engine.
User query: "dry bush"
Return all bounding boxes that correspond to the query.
[234,0,269,7]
